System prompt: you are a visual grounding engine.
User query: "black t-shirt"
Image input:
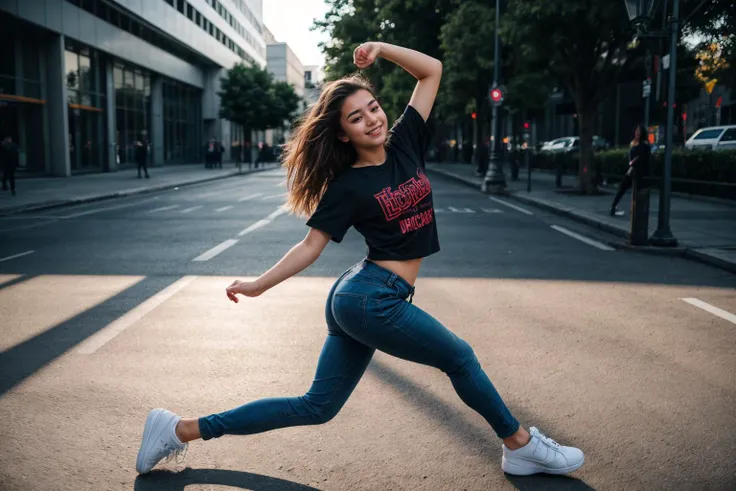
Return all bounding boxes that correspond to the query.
[306,105,440,261]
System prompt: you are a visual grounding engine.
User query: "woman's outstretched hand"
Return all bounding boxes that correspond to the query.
[354,42,382,69]
[226,279,263,303]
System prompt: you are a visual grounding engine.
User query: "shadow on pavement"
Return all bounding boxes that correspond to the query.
[368,359,595,489]
[0,275,178,397]
[134,468,321,491]
[505,474,596,490]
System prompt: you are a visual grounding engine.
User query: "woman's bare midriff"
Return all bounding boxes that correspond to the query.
[370,258,422,286]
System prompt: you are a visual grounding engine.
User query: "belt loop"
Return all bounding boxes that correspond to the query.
[407,287,415,304]
[386,273,397,287]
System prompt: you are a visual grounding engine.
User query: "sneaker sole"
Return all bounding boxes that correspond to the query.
[136,408,169,474]
[502,455,585,476]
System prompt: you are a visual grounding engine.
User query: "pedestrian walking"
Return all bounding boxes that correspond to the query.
[136,41,585,478]
[610,124,651,216]
[205,138,217,168]
[135,139,150,179]
[1,135,19,196]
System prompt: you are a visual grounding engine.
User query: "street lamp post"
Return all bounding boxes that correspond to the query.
[625,0,678,247]
[482,0,506,194]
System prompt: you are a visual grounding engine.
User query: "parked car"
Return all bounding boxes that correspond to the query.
[540,137,579,153]
[684,125,736,151]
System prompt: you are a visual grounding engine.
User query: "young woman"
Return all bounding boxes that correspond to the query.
[610,124,652,216]
[136,42,585,478]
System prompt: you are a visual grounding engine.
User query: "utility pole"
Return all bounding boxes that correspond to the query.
[482,0,506,193]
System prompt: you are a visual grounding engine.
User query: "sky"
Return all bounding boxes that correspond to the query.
[262,0,331,67]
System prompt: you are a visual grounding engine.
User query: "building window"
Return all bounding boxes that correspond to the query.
[195,11,201,26]
[162,79,201,163]
[113,63,152,167]
[65,41,106,172]
[177,0,185,14]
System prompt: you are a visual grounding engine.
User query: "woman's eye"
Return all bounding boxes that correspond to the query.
[370,106,379,112]
[351,117,362,123]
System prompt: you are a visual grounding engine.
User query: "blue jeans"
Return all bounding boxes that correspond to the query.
[199,260,520,440]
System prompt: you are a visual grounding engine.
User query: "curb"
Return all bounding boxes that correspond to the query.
[684,248,736,274]
[426,166,735,274]
[0,166,275,216]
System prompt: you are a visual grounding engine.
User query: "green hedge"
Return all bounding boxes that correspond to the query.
[521,148,736,199]
[527,148,736,181]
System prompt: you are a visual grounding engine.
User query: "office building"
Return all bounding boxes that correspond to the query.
[0,0,267,176]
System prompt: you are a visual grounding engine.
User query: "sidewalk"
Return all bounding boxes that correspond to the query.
[426,162,736,273]
[0,162,278,215]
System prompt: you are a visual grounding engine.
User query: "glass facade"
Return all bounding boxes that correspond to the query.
[65,40,107,171]
[163,79,201,163]
[113,63,151,166]
[0,14,46,174]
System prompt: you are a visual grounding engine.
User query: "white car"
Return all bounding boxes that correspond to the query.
[685,125,736,151]
[540,137,579,153]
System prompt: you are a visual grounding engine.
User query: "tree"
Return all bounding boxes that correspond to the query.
[313,0,454,123]
[683,0,736,87]
[503,1,639,194]
[440,0,550,171]
[218,63,300,160]
[438,1,495,169]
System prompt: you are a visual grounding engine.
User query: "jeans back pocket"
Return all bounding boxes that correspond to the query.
[332,292,368,332]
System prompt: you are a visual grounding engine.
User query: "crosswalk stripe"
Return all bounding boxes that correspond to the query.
[482,208,503,214]
[488,197,534,215]
[551,225,614,251]
[238,193,263,202]
[76,276,198,354]
[0,250,35,262]
[147,205,179,214]
[192,239,239,262]
[261,193,286,201]
[681,298,736,325]
[237,206,288,236]
[181,205,203,213]
[215,205,234,213]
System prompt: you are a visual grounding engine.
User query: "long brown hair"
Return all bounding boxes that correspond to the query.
[282,75,376,217]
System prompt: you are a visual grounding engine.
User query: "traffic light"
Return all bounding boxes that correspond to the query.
[523,121,530,130]
[471,112,477,119]
[489,87,504,106]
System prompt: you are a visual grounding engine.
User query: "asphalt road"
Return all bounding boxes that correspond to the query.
[0,167,734,491]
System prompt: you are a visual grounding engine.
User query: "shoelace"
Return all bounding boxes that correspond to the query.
[531,427,560,450]
[161,442,188,465]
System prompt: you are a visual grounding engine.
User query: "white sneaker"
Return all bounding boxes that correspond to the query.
[501,427,584,476]
[136,408,188,474]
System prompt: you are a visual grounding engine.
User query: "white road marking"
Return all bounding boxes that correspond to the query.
[76,276,198,354]
[551,225,614,251]
[488,197,534,215]
[482,208,504,214]
[238,192,263,202]
[237,206,288,237]
[147,205,179,214]
[0,250,35,262]
[261,193,286,201]
[448,206,476,213]
[192,239,239,262]
[181,205,203,213]
[681,298,736,325]
[215,205,234,213]
[57,198,159,219]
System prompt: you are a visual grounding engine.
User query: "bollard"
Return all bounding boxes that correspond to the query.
[628,172,650,246]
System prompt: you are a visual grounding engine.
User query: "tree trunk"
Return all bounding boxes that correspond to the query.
[576,106,596,195]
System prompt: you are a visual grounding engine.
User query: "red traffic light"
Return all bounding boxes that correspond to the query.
[471,112,477,119]
[523,121,530,130]
[490,88,503,103]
